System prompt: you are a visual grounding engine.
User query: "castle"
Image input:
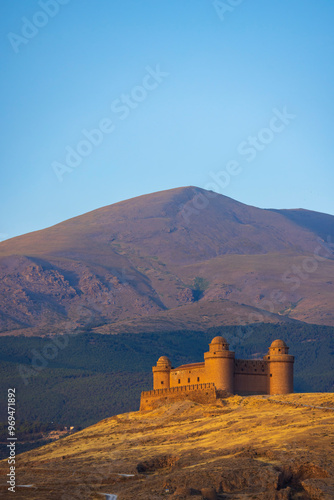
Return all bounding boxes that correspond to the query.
[140,337,294,410]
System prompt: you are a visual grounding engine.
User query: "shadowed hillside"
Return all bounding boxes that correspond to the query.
[1,187,334,336]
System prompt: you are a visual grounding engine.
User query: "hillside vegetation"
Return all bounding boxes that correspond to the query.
[0,323,332,430]
[1,393,333,499]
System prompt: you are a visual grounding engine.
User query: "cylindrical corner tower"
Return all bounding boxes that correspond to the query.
[152,356,171,390]
[204,336,235,393]
[264,340,294,395]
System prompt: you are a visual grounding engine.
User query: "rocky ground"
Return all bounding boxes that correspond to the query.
[1,187,334,337]
[0,393,333,499]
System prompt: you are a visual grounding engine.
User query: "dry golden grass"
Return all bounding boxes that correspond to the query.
[1,393,333,499]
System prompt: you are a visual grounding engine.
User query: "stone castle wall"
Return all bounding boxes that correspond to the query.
[140,337,294,410]
[140,383,217,411]
[170,362,206,387]
[234,359,268,395]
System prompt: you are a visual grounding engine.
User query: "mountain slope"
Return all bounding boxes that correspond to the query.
[270,207,334,243]
[0,186,334,335]
[2,394,333,499]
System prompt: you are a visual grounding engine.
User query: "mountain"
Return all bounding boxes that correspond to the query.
[2,394,334,499]
[1,186,334,336]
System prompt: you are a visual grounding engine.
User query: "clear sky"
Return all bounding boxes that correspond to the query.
[1,0,334,240]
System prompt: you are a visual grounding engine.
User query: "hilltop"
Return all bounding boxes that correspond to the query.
[1,393,333,499]
[1,186,334,336]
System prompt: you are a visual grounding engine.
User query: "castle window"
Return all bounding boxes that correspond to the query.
[278,348,281,352]
[161,381,164,385]
[270,374,272,377]
[178,379,181,384]
[188,378,190,383]
[197,377,200,382]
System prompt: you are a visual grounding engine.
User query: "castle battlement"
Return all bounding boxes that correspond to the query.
[140,337,294,410]
[141,382,215,397]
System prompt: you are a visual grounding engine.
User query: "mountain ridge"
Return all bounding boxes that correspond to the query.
[2,186,332,252]
[1,186,333,335]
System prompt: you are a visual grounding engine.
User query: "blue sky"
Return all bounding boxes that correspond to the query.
[1,0,334,240]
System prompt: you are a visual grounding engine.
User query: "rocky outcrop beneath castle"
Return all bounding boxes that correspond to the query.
[140,383,217,411]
